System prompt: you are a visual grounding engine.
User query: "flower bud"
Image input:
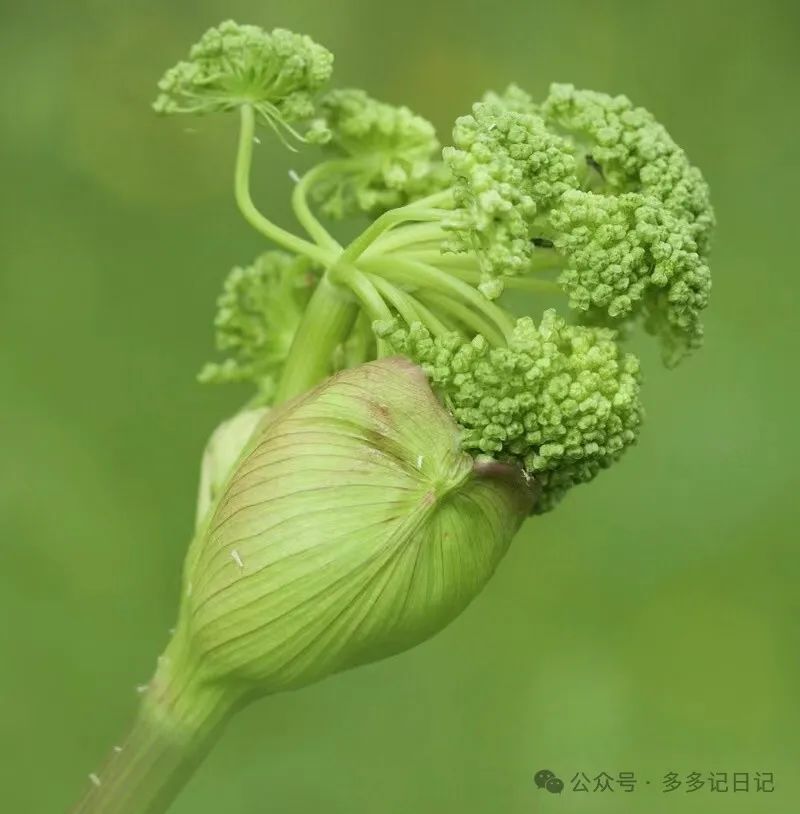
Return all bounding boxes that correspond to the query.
[179,358,536,696]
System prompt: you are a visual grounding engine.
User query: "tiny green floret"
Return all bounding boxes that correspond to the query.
[153,20,333,143]
[308,88,445,217]
[199,251,317,403]
[541,83,715,253]
[442,101,578,298]
[433,84,714,363]
[550,188,711,364]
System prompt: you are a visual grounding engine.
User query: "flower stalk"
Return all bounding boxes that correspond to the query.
[71,628,241,814]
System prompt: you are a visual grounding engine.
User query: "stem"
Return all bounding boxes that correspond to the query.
[397,249,480,268]
[409,298,452,339]
[367,275,449,338]
[333,265,393,322]
[322,267,393,357]
[443,267,563,294]
[272,274,358,403]
[235,105,334,266]
[341,311,374,368]
[290,162,346,253]
[339,190,453,264]
[399,249,563,276]
[364,223,449,257]
[418,289,506,346]
[363,257,515,344]
[273,192,455,390]
[366,274,420,326]
[71,632,241,814]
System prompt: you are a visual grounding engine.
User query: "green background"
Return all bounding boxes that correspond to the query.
[2,1,797,811]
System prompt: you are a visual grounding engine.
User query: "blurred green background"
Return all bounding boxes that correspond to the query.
[1,1,798,811]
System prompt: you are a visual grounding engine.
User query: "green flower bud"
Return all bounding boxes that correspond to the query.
[180,357,535,695]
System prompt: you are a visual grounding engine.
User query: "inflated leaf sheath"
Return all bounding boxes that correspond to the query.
[182,358,535,694]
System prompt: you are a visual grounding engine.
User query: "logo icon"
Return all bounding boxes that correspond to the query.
[535,769,565,794]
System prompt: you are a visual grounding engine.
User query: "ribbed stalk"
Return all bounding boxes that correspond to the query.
[71,631,242,814]
[272,273,357,403]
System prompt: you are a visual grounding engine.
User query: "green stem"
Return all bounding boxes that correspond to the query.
[443,266,563,294]
[235,105,334,266]
[339,191,453,263]
[71,632,242,814]
[397,249,480,268]
[418,289,505,347]
[290,162,345,252]
[399,249,562,276]
[367,274,420,326]
[409,299,451,339]
[272,273,358,403]
[367,275,449,338]
[363,257,515,344]
[364,223,448,257]
[324,267,394,357]
[340,311,374,368]
[332,265,393,322]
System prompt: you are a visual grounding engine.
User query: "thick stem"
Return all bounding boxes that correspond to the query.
[71,633,242,814]
[272,273,358,403]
